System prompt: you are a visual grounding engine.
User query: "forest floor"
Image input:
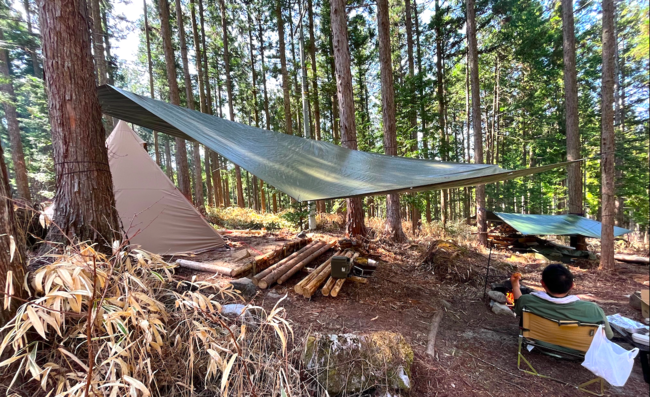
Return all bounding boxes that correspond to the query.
[178,230,650,396]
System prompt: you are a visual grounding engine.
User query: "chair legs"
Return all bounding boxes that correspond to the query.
[517,336,604,396]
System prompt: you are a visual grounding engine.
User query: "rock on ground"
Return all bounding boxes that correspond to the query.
[229,277,257,300]
[491,301,515,317]
[488,290,507,304]
[303,332,413,395]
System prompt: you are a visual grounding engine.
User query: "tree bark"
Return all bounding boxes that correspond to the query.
[377,0,406,242]
[308,0,322,141]
[157,0,191,199]
[174,0,204,209]
[562,0,585,249]
[90,0,107,85]
[330,0,366,238]
[198,0,212,114]
[38,0,121,251]
[143,0,161,167]
[190,0,207,113]
[277,0,293,135]
[0,141,26,325]
[22,0,41,78]
[218,0,245,208]
[405,0,419,234]
[467,0,487,246]
[0,33,31,202]
[164,138,174,182]
[599,0,616,270]
[211,152,222,207]
[258,16,271,130]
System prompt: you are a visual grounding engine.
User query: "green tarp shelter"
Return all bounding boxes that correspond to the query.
[98,85,573,202]
[493,212,631,239]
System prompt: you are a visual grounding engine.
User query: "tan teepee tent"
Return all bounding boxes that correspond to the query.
[107,121,225,255]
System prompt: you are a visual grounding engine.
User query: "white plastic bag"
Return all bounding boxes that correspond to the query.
[582,325,639,387]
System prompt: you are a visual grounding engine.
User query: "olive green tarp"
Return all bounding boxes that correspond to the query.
[494,213,631,239]
[98,85,574,202]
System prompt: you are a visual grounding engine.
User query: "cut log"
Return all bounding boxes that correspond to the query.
[425,310,444,358]
[321,276,336,296]
[346,276,368,284]
[277,241,336,284]
[252,241,319,285]
[614,254,649,264]
[301,250,349,298]
[232,237,311,277]
[294,250,343,295]
[330,278,346,297]
[175,259,235,276]
[258,242,328,289]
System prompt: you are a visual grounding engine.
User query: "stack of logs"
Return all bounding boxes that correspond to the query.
[252,240,336,289]
[294,249,367,298]
[488,223,538,249]
[175,238,312,277]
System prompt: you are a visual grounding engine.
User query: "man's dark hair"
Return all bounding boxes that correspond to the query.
[542,264,574,295]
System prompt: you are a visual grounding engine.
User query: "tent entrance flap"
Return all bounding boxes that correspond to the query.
[98,85,574,202]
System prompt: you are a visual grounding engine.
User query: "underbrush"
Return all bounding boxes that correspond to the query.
[0,244,303,396]
[206,207,294,231]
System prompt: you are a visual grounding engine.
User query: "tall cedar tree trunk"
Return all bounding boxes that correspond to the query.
[247,8,261,211]
[218,0,245,207]
[330,0,366,237]
[90,0,107,85]
[464,49,471,223]
[258,14,275,211]
[38,0,121,251]
[377,0,407,242]
[0,34,31,202]
[414,1,432,222]
[562,0,586,249]
[614,31,625,226]
[165,138,174,181]
[466,0,486,246]
[404,0,419,233]
[308,0,325,213]
[600,0,616,270]
[189,0,212,207]
[144,0,161,167]
[435,0,448,227]
[308,0,321,141]
[22,0,41,78]
[0,141,26,324]
[277,0,293,135]
[173,0,204,209]
[157,0,191,199]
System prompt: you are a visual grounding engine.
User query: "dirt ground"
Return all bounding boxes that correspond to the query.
[182,231,650,396]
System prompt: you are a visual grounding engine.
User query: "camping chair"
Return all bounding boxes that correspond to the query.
[517,308,605,396]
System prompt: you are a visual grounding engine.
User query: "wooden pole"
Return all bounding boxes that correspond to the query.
[277,241,335,284]
[258,242,327,289]
[294,250,343,295]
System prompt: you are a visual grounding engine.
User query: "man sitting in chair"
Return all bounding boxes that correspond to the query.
[512,264,613,340]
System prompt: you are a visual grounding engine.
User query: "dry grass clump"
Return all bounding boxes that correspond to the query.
[206,207,294,231]
[0,243,301,397]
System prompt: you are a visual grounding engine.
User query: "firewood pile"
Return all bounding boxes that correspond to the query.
[488,223,539,249]
[294,249,371,298]
[252,240,337,289]
[174,237,313,277]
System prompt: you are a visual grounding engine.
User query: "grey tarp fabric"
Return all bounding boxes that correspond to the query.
[107,121,225,254]
[493,213,631,239]
[98,85,574,202]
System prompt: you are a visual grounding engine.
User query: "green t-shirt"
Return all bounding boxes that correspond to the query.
[514,294,614,340]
